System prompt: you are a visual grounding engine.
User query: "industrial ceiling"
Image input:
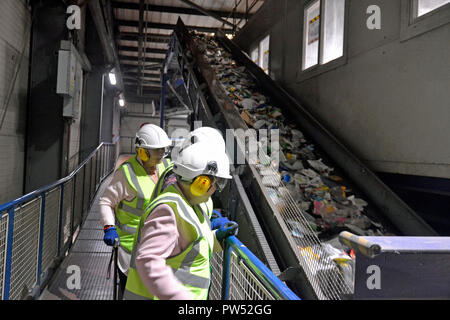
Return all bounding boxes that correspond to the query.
[109,0,264,101]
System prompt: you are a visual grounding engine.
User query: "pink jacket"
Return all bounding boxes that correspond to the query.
[135,193,222,300]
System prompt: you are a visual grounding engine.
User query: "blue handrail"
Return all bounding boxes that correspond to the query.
[0,141,117,300]
[223,236,301,300]
[0,142,114,213]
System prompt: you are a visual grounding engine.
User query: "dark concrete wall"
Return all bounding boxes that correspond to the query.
[25,1,67,193]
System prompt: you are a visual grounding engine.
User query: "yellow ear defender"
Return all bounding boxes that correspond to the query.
[138,148,150,162]
[190,175,212,196]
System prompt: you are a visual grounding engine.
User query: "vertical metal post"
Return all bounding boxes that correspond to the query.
[71,176,77,244]
[36,194,46,288]
[81,164,86,220]
[3,207,15,300]
[57,185,64,256]
[160,73,167,129]
[93,152,98,192]
[88,158,93,205]
[221,242,233,300]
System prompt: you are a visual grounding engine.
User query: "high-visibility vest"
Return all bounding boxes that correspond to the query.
[149,162,174,202]
[123,184,214,300]
[116,156,171,253]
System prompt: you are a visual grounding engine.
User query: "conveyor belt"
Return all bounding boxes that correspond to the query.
[171,18,437,300]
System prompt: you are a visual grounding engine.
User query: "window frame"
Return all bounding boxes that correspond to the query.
[400,0,450,41]
[259,34,270,74]
[249,33,271,74]
[297,0,349,82]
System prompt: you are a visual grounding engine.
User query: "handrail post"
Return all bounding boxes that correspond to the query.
[221,241,233,300]
[36,193,46,289]
[71,176,77,244]
[81,164,86,220]
[3,207,15,300]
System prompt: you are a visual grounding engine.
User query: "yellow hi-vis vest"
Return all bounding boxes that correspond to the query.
[123,184,214,300]
[116,155,171,253]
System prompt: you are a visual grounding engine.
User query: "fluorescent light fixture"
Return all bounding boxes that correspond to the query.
[119,98,125,107]
[109,72,117,86]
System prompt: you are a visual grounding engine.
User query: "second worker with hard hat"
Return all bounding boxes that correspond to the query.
[123,127,239,300]
[98,123,173,299]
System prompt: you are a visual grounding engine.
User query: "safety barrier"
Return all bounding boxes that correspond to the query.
[0,139,298,300]
[0,143,117,300]
[210,236,300,300]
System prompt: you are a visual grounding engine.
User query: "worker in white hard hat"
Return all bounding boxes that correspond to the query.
[98,123,172,299]
[123,127,238,300]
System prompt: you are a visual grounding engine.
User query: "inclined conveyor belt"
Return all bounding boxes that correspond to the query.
[169,18,437,300]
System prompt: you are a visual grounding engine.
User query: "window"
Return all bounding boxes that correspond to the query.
[249,35,270,74]
[302,0,346,71]
[251,47,259,66]
[259,35,270,74]
[400,0,450,41]
[415,0,450,17]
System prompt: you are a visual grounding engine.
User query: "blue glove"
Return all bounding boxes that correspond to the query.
[103,227,119,246]
[211,210,230,230]
[211,210,223,220]
[216,221,239,243]
[211,217,230,230]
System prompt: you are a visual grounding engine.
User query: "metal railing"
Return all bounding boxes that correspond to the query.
[0,137,298,300]
[210,236,299,300]
[0,142,117,300]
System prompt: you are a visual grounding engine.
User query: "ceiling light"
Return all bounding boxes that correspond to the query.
[119,98,125,107]
[109,72,117,86]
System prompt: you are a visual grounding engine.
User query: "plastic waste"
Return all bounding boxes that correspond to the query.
[307,159,333,174]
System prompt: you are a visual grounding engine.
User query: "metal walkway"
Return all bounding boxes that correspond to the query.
[39,174,114,300]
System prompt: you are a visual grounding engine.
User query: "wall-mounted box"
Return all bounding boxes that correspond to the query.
[57,41,83,119]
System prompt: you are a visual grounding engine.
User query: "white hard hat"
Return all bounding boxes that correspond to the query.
[172,127,232,181]
[135,124,171,149]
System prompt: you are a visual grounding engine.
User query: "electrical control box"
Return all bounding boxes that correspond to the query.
[57,41,83,119]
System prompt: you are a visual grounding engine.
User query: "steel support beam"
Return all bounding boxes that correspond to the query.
[176,0,236,29]
[111,1,250,19]
[121,62,163,70]
[119,33,171,43]
[119,45,167,55]
[119,55,164,63]
[116,19,233,34]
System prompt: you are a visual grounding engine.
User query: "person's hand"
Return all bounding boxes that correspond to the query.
[216,222,239,243]
[211,210,230,230]
[103,226,119,246]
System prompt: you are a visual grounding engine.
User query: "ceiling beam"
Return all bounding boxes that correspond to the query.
[124,86,160,95]
[124,71,161,78]
[116,19,233,34]
[119,33,171,43]
[123,74,161,82]
[176,0,235,29]
[119,45,167,55]
[111,1,250,20]
[121,63,163,71]
[119,55,165,63]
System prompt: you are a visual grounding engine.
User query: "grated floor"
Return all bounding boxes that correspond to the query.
[39,173,116,300]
